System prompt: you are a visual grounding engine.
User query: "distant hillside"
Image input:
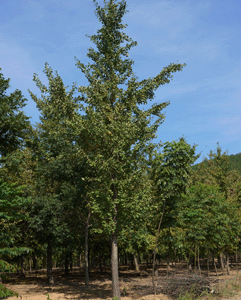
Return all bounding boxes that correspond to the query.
[192,152,241,175]
[229,153,241,174]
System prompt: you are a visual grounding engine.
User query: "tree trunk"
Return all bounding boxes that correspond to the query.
[47,240,54,285]
[29,257,32,273]
[207,249,209,278]
[33,255,37,272]
[134,253,140,272]
[194,245,197,272]
[236,249,239,274]
[65,251,69,275]
[138,252,141,266]
[198,246,201,275]
[20,255,26,277]
[111,233,121,300]
[152,199,166,295]
[70,253,73,271]
[213,254,218,276]
[99,253,103,274]
[124,251,127,265]
[226,254,230,275]
[220,252,225,272]
[85,212,91,286]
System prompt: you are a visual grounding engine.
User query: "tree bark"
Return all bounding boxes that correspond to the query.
[207,249,209,278]
[33,255,37,272]
[152,199,166,295]
[226,254,230,275]
[236,249,239,274]
[198,246,201,275]
[220,252,225,272]
[134,253,140,272]
[20,255,26,277]
[47,240,54,285]
[85,212,91,286]
[112,233,121,300]
[65,251,69,275]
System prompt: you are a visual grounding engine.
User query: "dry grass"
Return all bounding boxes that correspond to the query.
[2,263,241,300]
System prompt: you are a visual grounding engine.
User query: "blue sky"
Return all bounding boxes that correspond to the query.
[1,0,240,163]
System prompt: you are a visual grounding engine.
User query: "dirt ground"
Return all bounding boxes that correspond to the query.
[3,264,241,300]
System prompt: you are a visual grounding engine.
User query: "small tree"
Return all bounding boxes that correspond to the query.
[151,138,197,294]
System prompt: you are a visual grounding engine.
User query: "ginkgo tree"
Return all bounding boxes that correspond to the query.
[74,0,186,298]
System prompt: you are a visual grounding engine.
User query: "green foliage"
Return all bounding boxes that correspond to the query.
[0,68,31,158]
[0,283,20,299]
[193,147,241,176]
[229,153,241,175]
[177,184,241,252]
[74,0,186,237]
[151,138,197,229]
[0,178,31,273]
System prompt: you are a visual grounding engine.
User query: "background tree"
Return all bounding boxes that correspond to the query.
[0,180,31,277]
[177,184,241,274]
[29,64,81,284]
[0,68,31,158]
[150,138,197,294]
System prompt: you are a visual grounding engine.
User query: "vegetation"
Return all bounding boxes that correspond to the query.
[193,147,241,175]
[0,1,241,300]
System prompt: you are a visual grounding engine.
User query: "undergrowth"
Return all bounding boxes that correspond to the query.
[0,283,21,299]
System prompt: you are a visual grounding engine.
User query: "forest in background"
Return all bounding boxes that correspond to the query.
[1,1,241,299]
[193,152,241,175]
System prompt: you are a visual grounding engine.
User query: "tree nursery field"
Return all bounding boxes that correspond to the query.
[1,0,241,300]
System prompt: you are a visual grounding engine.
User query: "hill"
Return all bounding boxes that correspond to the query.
[192,152,241,175]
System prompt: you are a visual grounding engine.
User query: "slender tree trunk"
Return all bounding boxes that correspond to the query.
[167,257,170,277]
[29,257,32,273]
[20,255,26,277]
[236,248,239,274]
[220,252,225,272]
[111,180,121,299]
[138,252,141,266]
[194,245,197,272]
[65,251,69,275]
[124,251,127,265]
[111,233,121,299]
[226,254,230,275]
[33,255,37,272]
[207,249,209,278]
[213,254,218,276]
[198,246,201,275]
[85,212,91,286]
[77,253,80,268]
[47,240,54,285]
[70,253,73,272]
[134,253,140,272]
[99,253,103,274]
[152,199,166,295]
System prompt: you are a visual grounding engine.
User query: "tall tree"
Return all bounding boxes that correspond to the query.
[75,1,185,298]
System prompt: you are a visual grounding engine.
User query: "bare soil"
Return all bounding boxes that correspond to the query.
[3,264,241,300]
